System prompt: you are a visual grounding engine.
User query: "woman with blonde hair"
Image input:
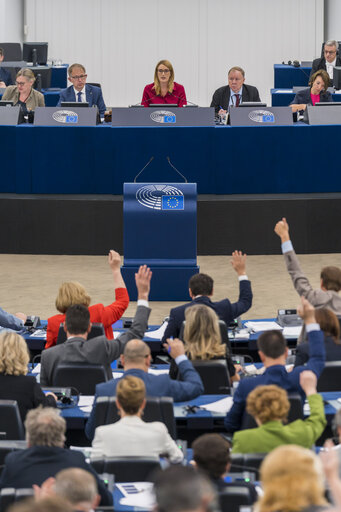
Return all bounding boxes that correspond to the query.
[46,250,129,348]
[0,331,56,421]
[256,444,330,512]
[169,304,238,382]
[2,67,44,113]
[141,59,187,107]
[91,375,183,462]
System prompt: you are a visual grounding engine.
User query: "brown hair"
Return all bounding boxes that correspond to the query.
[0,331,29,376]
[320,265,341,292]
[228,66,245,77]
[257,330,287,358]
[184,305,226,360]
[315,307,340,342]
[55,281,91,313]
[309,69,330,91]
[68,63,86,77]
[246,385,289,424]
[189,273,213,296]
[116,375,145,415]
[258,445,327,512]
[192,433,231,480]
[153,60,174,96]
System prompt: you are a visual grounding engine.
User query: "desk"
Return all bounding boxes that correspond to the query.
[274,64,311,88]
[271,88,341,106]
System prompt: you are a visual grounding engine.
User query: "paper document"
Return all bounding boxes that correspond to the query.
[117,482,155,509]
[274,89,294,93]
[283,326,302,337]
[145,322,168,340]
[78,396,94,408]
[230,329,250,340]
[29,329,47,339]
[112,371,123,379]
[32,363,41,374]
[245,321,282,332]
[148,368,169,375]
[200,396,234,414]
[243,364,265,376]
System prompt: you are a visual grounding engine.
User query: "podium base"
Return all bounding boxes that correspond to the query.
[121,265,199,301]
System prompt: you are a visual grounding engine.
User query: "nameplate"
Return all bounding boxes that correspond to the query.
[112,107,215,127]
[229,106,293,126]
[0,106,24,125]
[305,105,341,125]
[34,106,99,126]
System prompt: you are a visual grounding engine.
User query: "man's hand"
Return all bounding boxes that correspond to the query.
[15,312,27,323]
[297,296,316,324]
[33,477,56,500]
[299,370,317,396]
[163,338,185,359]
[230,251,247,276]
[320,439,340,484]
[0,81,6,88]
[290,104,307,113]
[108,250,121,271]
[274,217,290,243]
[135,265,152,301]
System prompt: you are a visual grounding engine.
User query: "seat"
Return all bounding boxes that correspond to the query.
[192,361,231,394]
[219,485,255,512]
[87,82,102,89]
[53,364,108,394]
[230,453,266,480]
[0,43,22,61]
[0,401,25,441]
[0,440,26,466]
[240,393,303,430]
[56,322,105,345]
[94,457,161,482]
[317,361,341,391]
[0,488,34,511]
[94,395,177,439]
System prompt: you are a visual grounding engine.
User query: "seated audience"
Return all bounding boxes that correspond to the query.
[0,407,112,505]
[162,251,252,342]
[41,265,151,386]
[141,59,187,107]
[210,66,261,115]
[224,296,325,433]
[0,47,13,87]
[2,68,45,113]
[169,304,239,382]
[232,370,326,453]
[257,445,330,512]
[295,308,341,366]
[57,63,106,117]
[91,375,183,462]
[290,70,332,113]
[191,433,258,501]
[310,39,341,84]
[85,337,204,440]
[0,306,27,332]
[0,331,56,421]
[46,250,129,348]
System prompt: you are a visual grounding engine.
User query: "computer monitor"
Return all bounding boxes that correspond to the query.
[333,67,341,90]
[22,42,48,66]
[0,100,14,106]
[239,102,267,107]
[315,101,341,106]
[61,102,90,108]
[31,66,52,90]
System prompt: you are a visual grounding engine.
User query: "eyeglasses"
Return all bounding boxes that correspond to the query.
[157,69,170,74]
[324,50,336,55]
[16,81,27,86]
[70,74,87,80]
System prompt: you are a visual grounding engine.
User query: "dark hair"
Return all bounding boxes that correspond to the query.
[189,273,213,296]
[65,304,90,335]
[320,266,341,292]
[309,69,330,91]
[315,308,341,342]
[0,48,4,57]
[192,433,230,480]
[257,330,287,358]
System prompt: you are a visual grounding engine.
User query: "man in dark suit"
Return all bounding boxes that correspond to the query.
[210,66,261,115]
[0,47,12,88]
[310,39,341,85]
[40,265,152,386]
[85,337,204,440]
[0,407,112,505]
[162,251,252,343]
[57,63,106,116]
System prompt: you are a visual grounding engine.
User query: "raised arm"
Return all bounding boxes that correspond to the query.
[229,251,253,317]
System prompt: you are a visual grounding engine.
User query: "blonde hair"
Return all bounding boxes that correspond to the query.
[25,407,66,447]
[16,67,35,82]
[246,385,289,424]
[55,281,91,313]
[184,305,226,360]
[117,375,145,415]
[257,445,327,512]
[153,59,174,96]
[0,331,29,375]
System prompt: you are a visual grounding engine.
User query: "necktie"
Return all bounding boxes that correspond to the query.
[77,91,82,103]
[235,94,241,107]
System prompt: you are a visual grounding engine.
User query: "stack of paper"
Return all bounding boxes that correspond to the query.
[245,321,282,332]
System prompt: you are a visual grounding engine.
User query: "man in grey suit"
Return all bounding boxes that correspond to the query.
[40,265,152,386]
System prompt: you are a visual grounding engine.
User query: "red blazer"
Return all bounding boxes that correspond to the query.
[46,287,129,348]
[141,82,187,107]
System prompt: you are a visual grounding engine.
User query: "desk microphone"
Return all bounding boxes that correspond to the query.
[169,92,198,107]
[166,156,188,183]
[134,156,154,182]
[282,61,311,80]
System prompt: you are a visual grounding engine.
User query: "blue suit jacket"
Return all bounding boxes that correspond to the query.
[295,335,341,367]
[57,84,106,116]
[85,359,204,440]
[162,280,252,342]
[224,329,325,433]
[0,67,12,86]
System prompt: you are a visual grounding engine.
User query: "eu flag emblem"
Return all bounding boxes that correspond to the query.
[162,195,184,210]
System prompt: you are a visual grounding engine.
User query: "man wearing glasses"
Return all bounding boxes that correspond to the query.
[57,63,106,116]
[310,40,341,85]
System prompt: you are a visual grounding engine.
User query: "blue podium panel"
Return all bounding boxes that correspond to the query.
[274,64,311,88]
[122,183,199,300]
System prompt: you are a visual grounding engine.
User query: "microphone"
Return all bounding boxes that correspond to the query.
[166,156,188,183]
[36,73,42,92]
[281,60,311,80]
[134,156,154,183]
[169,92,198,107]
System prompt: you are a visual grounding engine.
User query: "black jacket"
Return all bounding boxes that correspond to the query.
[310,56,341,84]
[291,87,332,106]
[295,335,341,367]
[210,84,261,113]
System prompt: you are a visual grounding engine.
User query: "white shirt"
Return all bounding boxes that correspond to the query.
[73,86,86,102]
[229,86,243,107]
[326,58,336,79]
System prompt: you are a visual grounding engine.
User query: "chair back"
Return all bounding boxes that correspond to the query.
[94,395,177,439]
[0,43,22,61]
[0,401,25,441]
[0,488,34,511]
[53,364,108,394]
[99,457,161,482]
[241,392,303,429]
[219,485,254,512]
[317,361,341,391]
[192,361,230,394]
[0,440,26,466]
[87,82,101,89]
[56,323,105,345]
[230,453,267,480]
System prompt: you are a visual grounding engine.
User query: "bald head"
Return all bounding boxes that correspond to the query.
[54,468,99,511]
[121,339,151,370]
